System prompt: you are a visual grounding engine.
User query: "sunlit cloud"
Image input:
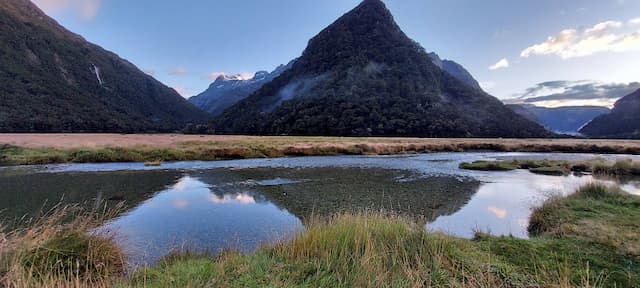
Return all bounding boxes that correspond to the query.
[489,58,509,70]
[208,193,256,204]
[32,0,101,21]
[521,20,640,59]
[171,85,191,97]
[206,72,254,81]
[172,198,189,209]
[631,18,640,25]
[505,80,640,108]
[488,206,507,219]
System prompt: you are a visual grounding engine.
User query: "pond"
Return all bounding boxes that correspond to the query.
[1,152,638,266]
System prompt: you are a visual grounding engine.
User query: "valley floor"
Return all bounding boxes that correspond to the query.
[1,134,640,166]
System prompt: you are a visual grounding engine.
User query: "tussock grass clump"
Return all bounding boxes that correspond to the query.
[0,204,125,288]
[529,184,640,255]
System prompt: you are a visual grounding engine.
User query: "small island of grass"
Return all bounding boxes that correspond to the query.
[460,158,640,177]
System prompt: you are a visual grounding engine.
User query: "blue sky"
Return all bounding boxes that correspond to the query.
[33,0,640,106]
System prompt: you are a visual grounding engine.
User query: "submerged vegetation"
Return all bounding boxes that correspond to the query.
[0,185,638,287]
[460,158,640,176]
[2,137,640,166]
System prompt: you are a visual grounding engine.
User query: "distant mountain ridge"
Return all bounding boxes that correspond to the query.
[189,60,295,115]
[214,0,550,137]
[580,89,640,139]
[0,0,208,132]
[508,104,610,135]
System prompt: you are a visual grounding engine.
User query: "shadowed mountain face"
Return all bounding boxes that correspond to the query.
[428,53,482,91]
[0,0,209,132]
[189,61,295,116]
[214,0,550,138]
[581,89,640,139]
[508,104,610,135]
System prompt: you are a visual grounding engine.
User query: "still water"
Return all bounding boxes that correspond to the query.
[1,152,638,266]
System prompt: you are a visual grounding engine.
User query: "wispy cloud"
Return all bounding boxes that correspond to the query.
[479,81,497,90]
[489,58,509,70]
[142,69,156,76]
[630,18,640,25]
[171,85,191,97]
[521,20,640,59]
[505,80,640,108]
[32,0,101,21]
[169,67,188,76]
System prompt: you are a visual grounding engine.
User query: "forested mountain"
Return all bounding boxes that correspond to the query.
[214,0,550,137]
[0,0,209,132]
[428,53,482,91]
[508,104,610,135]
[580,89,640,139]
[189,61,294,116]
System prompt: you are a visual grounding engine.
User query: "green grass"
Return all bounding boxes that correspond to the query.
[2,185,639,287]
[122,185,639,287]
[459,160,518,171]
[460,158,640,177]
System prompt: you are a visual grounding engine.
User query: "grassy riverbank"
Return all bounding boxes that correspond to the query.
[1,184,638,287]
[461,158,640,176]
[2,135,640,166]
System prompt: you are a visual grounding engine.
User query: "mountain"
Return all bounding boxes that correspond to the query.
[0,0,209,132]
[580,89,640,139]
[214,0,550,137]
[428,53,482,90]
[189,61,294,116]
[192,52,478,117]
[508,104,610,135]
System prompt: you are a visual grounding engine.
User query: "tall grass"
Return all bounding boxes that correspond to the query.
[2,185,638,287]
[0,204,125,288]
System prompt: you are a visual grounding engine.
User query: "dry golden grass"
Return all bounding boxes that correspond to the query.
[0,204,125,288]
[2,134,640,166]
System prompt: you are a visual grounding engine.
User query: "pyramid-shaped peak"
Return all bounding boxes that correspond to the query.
[347,0,396,24]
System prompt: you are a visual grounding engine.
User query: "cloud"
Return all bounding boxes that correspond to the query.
[142,69,155,76]
[521,20,640,59]
[630,18,640,25]
[206,72,254,81]
[505,80,640,108]
[169,67,188,76]
[171,85,191,97]
[32,0,101,20]
[489,58,509,70]
[479,81,497,90]
[488,206,507,219]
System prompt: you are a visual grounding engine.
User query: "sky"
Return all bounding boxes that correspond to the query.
[32,0,640,107]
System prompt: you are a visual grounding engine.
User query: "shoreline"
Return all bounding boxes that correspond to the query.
[2,134,640,166]
[1,184,638,287]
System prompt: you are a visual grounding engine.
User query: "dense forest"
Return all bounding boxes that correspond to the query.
[0,0,208,133]
[214,0,551,138]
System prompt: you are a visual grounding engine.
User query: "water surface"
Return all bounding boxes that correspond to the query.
[1,152,638,265]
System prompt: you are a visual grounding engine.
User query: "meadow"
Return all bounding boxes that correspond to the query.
[2,134,640,166]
